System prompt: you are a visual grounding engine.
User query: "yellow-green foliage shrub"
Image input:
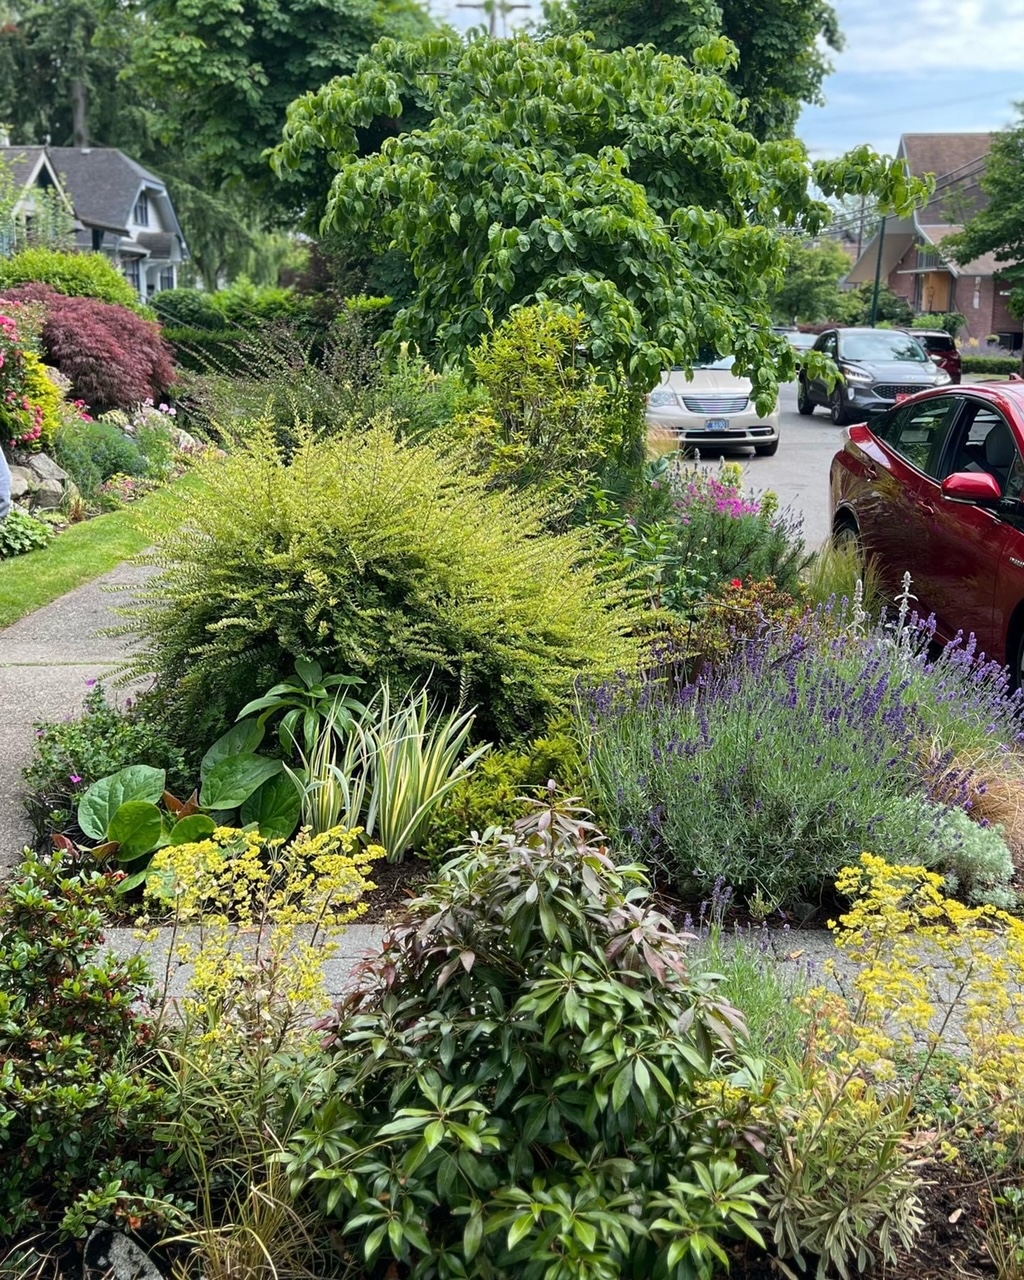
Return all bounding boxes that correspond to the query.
[120,422,642,746]
[422,718,586,862]
[457,303,645,521]
[21,352,65,450]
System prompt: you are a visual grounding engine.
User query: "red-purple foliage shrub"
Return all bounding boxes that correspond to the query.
[0,284,175,411]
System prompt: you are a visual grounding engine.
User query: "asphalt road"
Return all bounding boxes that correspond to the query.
[690,380,840,550]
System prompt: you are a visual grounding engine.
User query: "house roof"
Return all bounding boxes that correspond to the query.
[0,146,75,214]
[898,133,993,181]
[45,147,162,232]
[918,225,1004,278]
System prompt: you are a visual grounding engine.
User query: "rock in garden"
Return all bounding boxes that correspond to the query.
[32,477,65,509]
[8,466,32,500]
[23,452,70,485]
[83,1228,166,1280]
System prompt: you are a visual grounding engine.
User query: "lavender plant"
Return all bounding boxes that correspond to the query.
[582,603,1021,910]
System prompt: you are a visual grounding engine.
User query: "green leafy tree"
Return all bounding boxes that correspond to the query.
[773,239,850,324]
[275,32,925,406]
[548,0,843,140]
[0,0,150,149]
[126,0,435,214]
[944,106,1024,360]
[835,282,913,328]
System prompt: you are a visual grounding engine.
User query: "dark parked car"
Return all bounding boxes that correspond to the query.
[799,327,951,425]
[830,383,1024,679]
[903,328,962,383]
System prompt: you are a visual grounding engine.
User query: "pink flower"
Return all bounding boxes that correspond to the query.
[69,774,82,784]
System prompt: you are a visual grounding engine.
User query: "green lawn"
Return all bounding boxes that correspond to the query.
[0,474,200,630]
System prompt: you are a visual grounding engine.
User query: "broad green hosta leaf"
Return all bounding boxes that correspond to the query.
[107,799,164,862]
[241,773,302,841]
[200,755,283,810]
[78,765,166,841]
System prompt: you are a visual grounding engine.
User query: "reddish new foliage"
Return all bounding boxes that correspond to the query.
[0,284,176,412]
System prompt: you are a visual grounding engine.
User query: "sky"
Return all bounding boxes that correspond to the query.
[796,0,1023,158]
[434,0,1023,160]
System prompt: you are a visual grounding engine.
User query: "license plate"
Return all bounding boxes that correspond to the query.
[705,418,729,431]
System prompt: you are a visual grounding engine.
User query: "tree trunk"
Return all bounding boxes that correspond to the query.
[70,77,88,148]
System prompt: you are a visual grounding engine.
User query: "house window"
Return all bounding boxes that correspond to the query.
[123,257,141,291]
[91,228,105,252]
[133,192,150,226]
[917,248,940,270]
[158,266,175,291]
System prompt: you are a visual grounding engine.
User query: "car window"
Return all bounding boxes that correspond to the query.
[945,400,1024,498]
[839,332,929,362]
[821,333,837,358]
[886,398,960,475]
[920,334,955,353]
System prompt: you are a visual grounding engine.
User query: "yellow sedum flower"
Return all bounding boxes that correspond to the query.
[146,825,382,1051]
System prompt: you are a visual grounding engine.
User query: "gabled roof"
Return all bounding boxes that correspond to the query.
[45,147,186,251]
[46,148,156,231]
[897,133,993,181]
[845,132,1006,287]
[0,146,74,214]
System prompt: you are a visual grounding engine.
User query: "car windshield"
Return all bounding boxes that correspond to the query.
[840,332,928,362]
[693,354,736,370]
[787,333,816,349]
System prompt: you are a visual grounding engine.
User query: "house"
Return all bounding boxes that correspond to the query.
[0,145,77,254]
[0,145,188,301]
[844,133,1022,352]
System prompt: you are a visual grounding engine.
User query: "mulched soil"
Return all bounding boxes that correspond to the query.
[359,855,433,924]
[722,1159,995,1279]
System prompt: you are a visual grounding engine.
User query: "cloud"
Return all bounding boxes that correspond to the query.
[837,0,1024,72]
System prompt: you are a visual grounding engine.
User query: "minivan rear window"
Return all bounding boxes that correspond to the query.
[920,334,955,352]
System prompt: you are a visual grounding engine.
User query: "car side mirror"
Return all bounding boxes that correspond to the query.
[941,472,1002,504]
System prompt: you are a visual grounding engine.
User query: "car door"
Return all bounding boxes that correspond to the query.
[927,397,1018,654]
[859,395,963,607]
[809,331,837,406]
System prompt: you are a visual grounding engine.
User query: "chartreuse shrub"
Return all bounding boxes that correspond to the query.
[281,793,766,1280]
[454,303,646,522]
[583,603,1019,910]
[422,717,586,862]
[0,247,146,312]
[0,852,164,1235]
[118,423,641,748]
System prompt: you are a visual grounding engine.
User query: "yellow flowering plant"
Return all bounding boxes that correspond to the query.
[143,825,381,1050]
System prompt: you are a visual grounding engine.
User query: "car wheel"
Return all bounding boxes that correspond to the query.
[830,387,848,426]
[1014,629,1024,691]
[796,379,814,416]
[831,518,862,561]
[754,440,779,457]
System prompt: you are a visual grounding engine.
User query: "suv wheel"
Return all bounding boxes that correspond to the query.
[830,387,849,426]
[796,378,814,416]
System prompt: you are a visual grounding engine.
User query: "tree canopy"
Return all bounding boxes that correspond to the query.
[275,32,925,406]
[773,239,851,324]
[125,0,435,215]
[547,0,843,140]
[944,106,1024,320]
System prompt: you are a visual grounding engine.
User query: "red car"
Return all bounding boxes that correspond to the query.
[902,329,962,384]
[830,383,1024,680]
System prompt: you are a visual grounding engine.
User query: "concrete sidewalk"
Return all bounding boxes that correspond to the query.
[0,562,154,865]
